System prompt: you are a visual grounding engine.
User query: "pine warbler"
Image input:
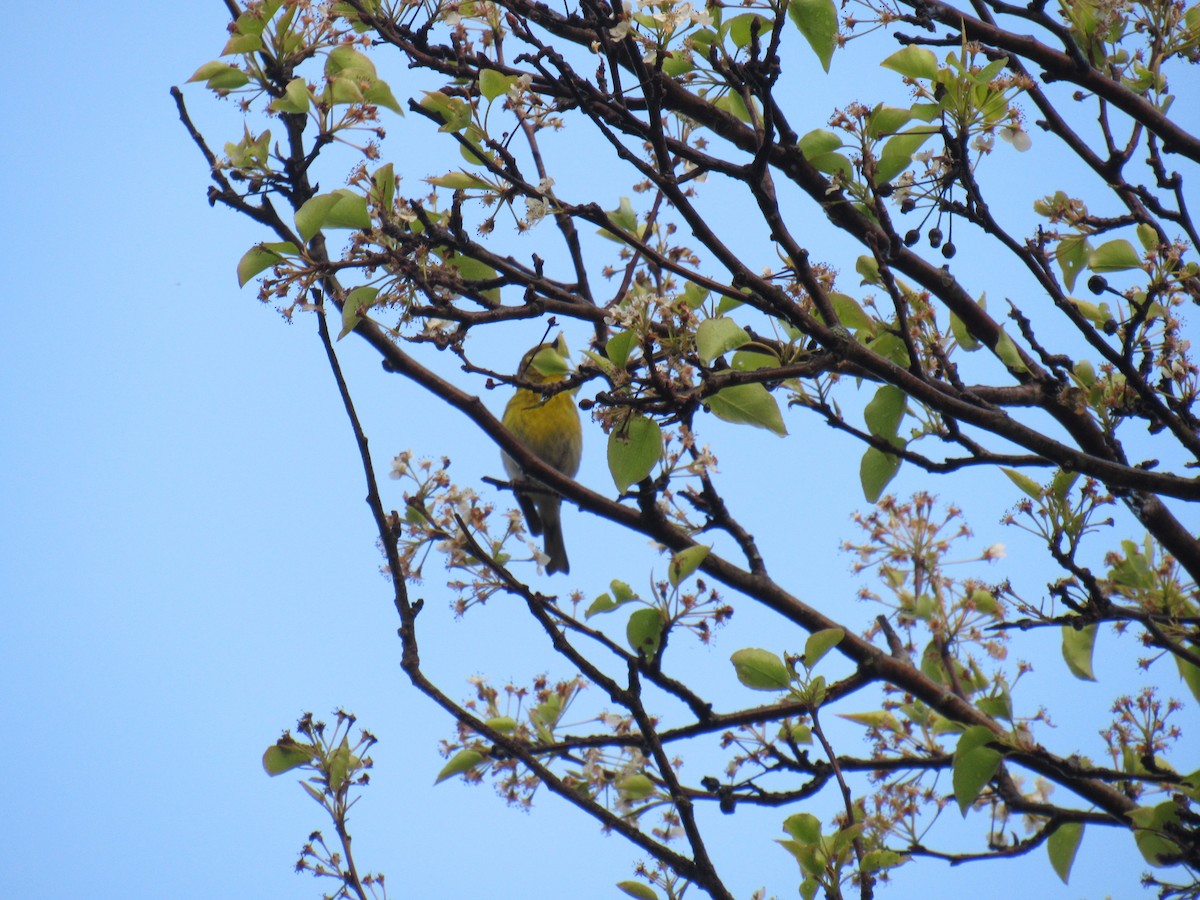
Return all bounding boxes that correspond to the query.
[501,340,582,574]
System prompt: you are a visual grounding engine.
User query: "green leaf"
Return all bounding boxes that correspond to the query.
[626,607,665,657]
[856,255,881,286]
[426,171,493,190]
[435,748,485,784]
[861,849,907,873]
[370,163,395,208]
[606,330,637,367]
[803,628,844,668]
[731,648,792,690]
[269,77,310,113]
[236,241,298,287]
[731,350,779,371]
[1047,822,1083,884]
[617,773,656,801]
[669,545,709,587]
[866,104,913,139]
[828,293,874,331]
[860,444,903,502]
[994,329,1029,373]
[585,580,640,618]
[726,13,771,48]
[419,90,471,132]
[1055,235,1091,292]
[864,384,906,439]
[608,415,664,492]
[1061,620,1098,681]
[1000,467,1042,500]
[486,715,518,733]
[1175,656,1200,704]
[787,0,837,72]
[1136,222,1160,252]
[875,128,935,183]
[1128,803,1182,867]
[881,46,938,80]
[953,726,1003,815]
[338,286,380,339]
[866,332,910,367]
[616,881,660,900]
[187,61,250,92]
[798,129,853,178]
[706,383,788,435]
[262,739,313,775]
[949,310,980,350]
[295,190,371,241]
[479,68,516,101]
[782,812,823,844]
[696,317,750,363]
[1089,238,1143,272]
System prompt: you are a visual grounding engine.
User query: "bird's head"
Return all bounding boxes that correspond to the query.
[518,336,571,385]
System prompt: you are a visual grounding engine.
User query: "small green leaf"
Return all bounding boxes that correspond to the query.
[1000,467,1042,500]
[803,628,844,668]
[616,881,660,900]
[669,545,710,587]
[953,726,1003,815]
[236,241,298,287]
[706,383,788,435]
[696,317,750,363]
[856,255,881,286]
[606,330,637,367]
[881,46,938,80]
[787,0,837,72]
[866,104,913,139]
[994,329,1029,373]
[1061,620,1098,681]
[426,171,494,190]
[617,773,656,800]
[1089,238,1143,272]
[262,739,314,775]
[1055,235,1091,292]
[949,310,980,350]
[626,607,665,657]
[188,61,251,92]
[585,580,640,618]
[1136,223,1160,252]
[295,189,371,241]
[782,812,823,844]
[435,748,485,784]
[731,648,792,691]
[608,415,664,492]
[339,286,380,339]
[875,128,935,183]
[828,293,874,331]
[1129,803,1183,867]
[1047,822,1083,883]
[861,849,907,873]
[486,716,518,733]
[269,77,310,113]
[860,444,903,502]
[726,13,770,48]
[479,68,516,101]
[864,385,907,439]
[1175,656,1200,704]
[838,710,902,731]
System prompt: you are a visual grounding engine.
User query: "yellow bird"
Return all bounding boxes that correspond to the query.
[501,339,583,574]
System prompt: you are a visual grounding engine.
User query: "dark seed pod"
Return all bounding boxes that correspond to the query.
[942,241,957,259]
[928,227,943,248]
[904,229,921,247]
[1087,274,1108,295]
[878,183,894,197]
[900,198,916,214]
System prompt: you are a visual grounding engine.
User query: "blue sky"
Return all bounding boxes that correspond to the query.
[2,5,1196,899]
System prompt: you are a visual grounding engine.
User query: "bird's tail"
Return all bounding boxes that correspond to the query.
[540,500,570,575]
